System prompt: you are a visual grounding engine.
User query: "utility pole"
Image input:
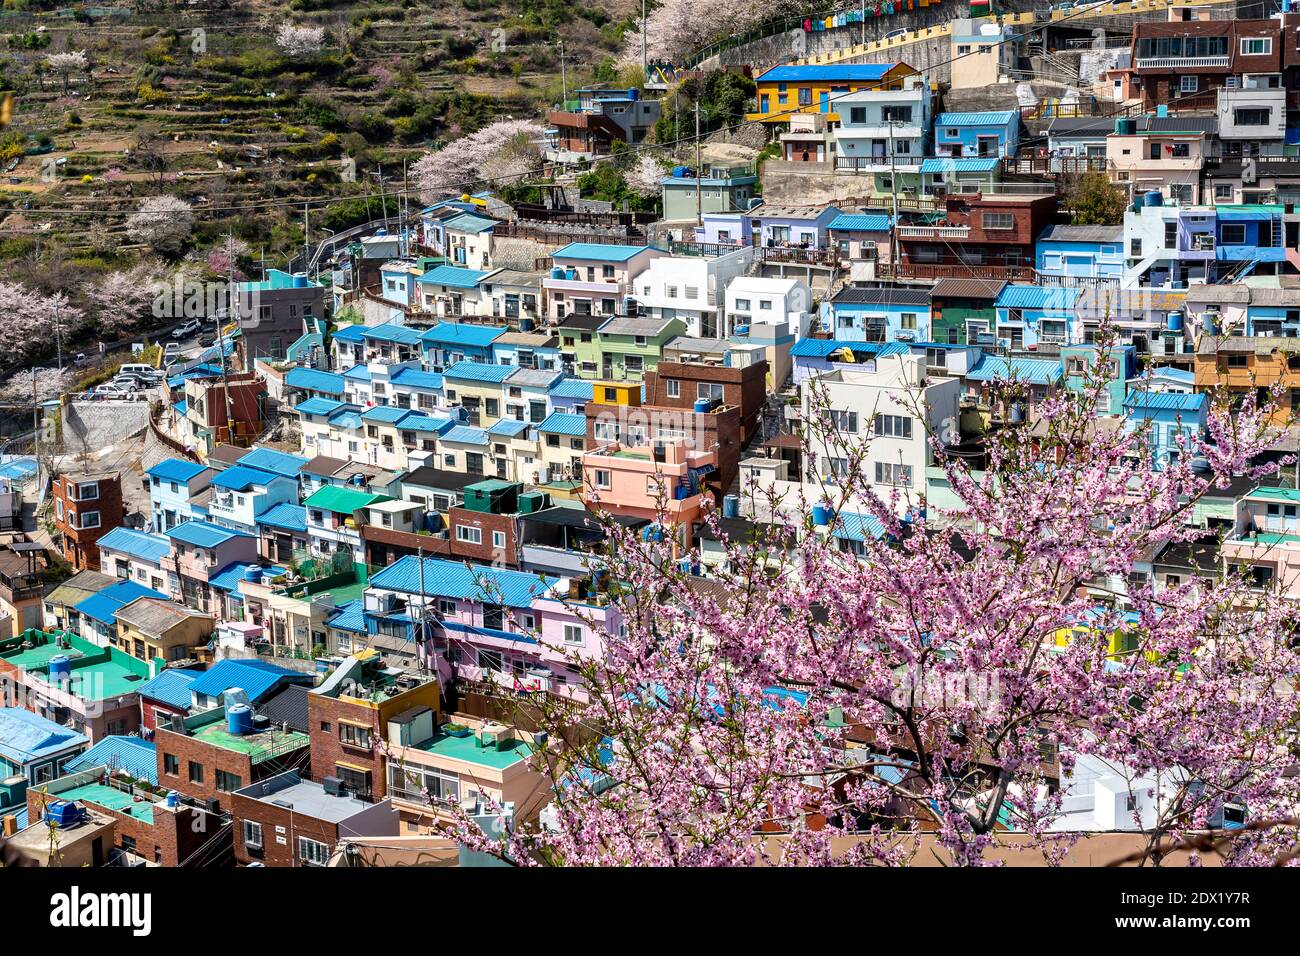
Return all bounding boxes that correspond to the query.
[302,203,309,274]
[53,299,63,373]
[694,100,703,227]
[558,40,568,109]
[641,0,648,82]
[888,120,899,270]
[861,0,867,46]
[401,161,409,257]
[218,230,236,445]
[376,163,389,230]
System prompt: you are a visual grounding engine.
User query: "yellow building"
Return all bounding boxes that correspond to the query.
[747,62,918,124]
[114,597,215,663]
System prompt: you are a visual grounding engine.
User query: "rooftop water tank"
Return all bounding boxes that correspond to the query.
[292,272,309,288]
[723,494,740,519]
[812,503,834,527]
[227,704,254,736]
[48,654,72,682]
[243,566,263,584]
[44,800,83,829]
[550,266,564,280]
[627,87,639,101]
[735,324,750,336]
[1166,311,1184,332]
[1145,190,1163,207]
[693,398,711,413]
[166,791,180,809]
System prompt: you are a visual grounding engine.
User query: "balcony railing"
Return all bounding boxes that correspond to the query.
[759,246,839,265]
[895,224,971,240]
[1135,56,1229,69]
[878,261,1037,281]
[836,156,921,173]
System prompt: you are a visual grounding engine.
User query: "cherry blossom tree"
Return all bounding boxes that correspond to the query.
[621,0,774,66]
[44,50,88,94]
[412,120,544,202]
[126,196,193,256]
[624,153,667,199]
[440,334,1300,867]
[0,282,84,362]
[82,259,167,335]
[275,23,326,58]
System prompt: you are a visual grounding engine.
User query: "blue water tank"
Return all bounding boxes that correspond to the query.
[693,398,711,413]
[166,791,180,809]
[565,268,577,280]
[812,503,833,526]
[627,87,639,101]
[45,800,83,829]
[1145,190,1163,207]
[243,566,263,584]
[550,266,564,279]
[292,272,309,288]
[227,704,254,736]
[642,524,664,542]
[48,654,71,682]
[674,484,692,501]
[1166,311,1184,332]
[1132,194,1145,211]
[735,324,750,336]
[723,494,740,518]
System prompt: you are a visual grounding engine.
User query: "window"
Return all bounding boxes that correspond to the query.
[77,511,101,530]
[1240,37,1271,55]
[242,821,262,850]
[982,212,1014,230]
[697,382,724,402]
[563,623,584,645]
[492,530,506,549]
[594,469,611,489]
[75,481,99,501]
[339,722,372,748]
[456,525,483,545]
[874,414,913,439]
[216,770,242,792]
[1179,76,1198,93]
[1234,108,1271,127]
[926,347,949,369]
[188,760,204,784]
[163,753,179,776]
[298,836,329,867]
[1221,223,1246,244]
[900,313,917,331]
[1169,143,1190,159]
[478,648,504,672]
[874,461,913,486]
[666,379,680,398]
[849,106,867,124]
[828,410,858,433]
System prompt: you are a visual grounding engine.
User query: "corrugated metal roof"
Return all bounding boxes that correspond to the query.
[326,599,367,633]
[1038,223,1123,243]
[549,378,595,400]
[443,360,515,383]
[360,405,412,424]
[369,555,559,607]
[832,513,886,543]
[441,213,499,234]
[420,322,508,348]
[538,411,587,437]
[97,527,171,564]
[209,561,287,593]
[757,63,896,83]
[441,424,489,445]
[994,285,1082,311]
[552,242,652,262]
[255,683,311,734]
[295,397,347,417]
[237,448,308,478]
[146,458,208,483]
[74,580,168,626]
[0,707,88,764]
[134,668,198,710]
[488,418,531,438]
[302,485,391,514]
[827,213,891,232]
[965,355,1063,385]
[285,366,346,395]
[187,659,313,703]
[918,156,1000,174]
[931,277,1006,300]
[599,316,679,337]
[417,264,493,289]
[832,287,930,307]
[358,322,424,345]
[791,339,911,359]
[211,465,280,491]
[256,502,308,533]
[166,520,254,548]
[390,367,445,390]
[936,110,1019,127]
[1123,390,1208,413]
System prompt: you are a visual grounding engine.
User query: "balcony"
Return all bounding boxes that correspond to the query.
[879,261,1037,281]
[835,156,922,175]
[1135,56,1228,70]
[895,224,971,240]
[759,246,839,265]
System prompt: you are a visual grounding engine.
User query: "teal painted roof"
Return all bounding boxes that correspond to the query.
[936,111,1019,127]
[552,242,651,262]
[417,264,493,289]
[966,355,1063,385]
[919,156,1000,174]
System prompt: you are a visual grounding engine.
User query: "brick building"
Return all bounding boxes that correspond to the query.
[643,358,769,448]
[51,472,125,571]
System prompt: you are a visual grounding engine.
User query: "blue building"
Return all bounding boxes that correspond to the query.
[789,338,911,386]
[420,321,507,368]
[0,707,88,787]
[1123,390,1208,468]
[825,287,931,343]
[146,458,215,535]
[1213,205,1287,281]
[285,366,346,405]
[547,377,594,413]
[1061,344,1138,417]
[934,110,1021,159]
[1035,224,1124,282]
[330,321,424,368]
[994,285,1083,349]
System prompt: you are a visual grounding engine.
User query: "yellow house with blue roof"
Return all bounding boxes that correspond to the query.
[746,62,918,124]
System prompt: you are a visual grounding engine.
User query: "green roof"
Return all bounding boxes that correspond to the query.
[58,782,155,823]
[1235,531,1300,546]
[191,718,310,763]
[303,485,392,514]
[417,730,531,770]
[1245,486,1300,504]
[0,631,153,701]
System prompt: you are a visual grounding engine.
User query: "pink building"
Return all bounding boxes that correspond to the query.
[1221,486,1300,598]
[581,438,717,550]
[542,243,665,323]
[162,520,260,618]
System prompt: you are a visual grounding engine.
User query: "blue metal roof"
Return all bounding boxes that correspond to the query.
[66,736,157,784]
[918,156,1000,174]
[551,242,651,263]
[285,366,345,396]
[369,555,559,607]
[363,322,425,346]
[0,457,37,481]
[134,668,198,710]
[443,360,515,384]
[327,599,367,634]
[187,659,313,703]
[1124,390,1207,413]
[256,502,308,532]
[936,110,1019,127]
[417,264,492,289]
[489,418,531,438]
[74,580,168,626]
[538,411,586,437]
[390,367,445,390]
[791,339,911,359]
[210,561,287,593]
[332,325,367,343]
[97,526,172,564]
[757,63,896,83]
[441,425,489,445]
[966,355,1064,385]
[827,213,891,232]
[342,363,372,381]
[549,378,594,400]
[994,285,1082,311]
[330,409,363,430]
[441,213,499,235]
[295,396,347,417]
[210,465,280,491]
[237,447,309,478]
[166,520,254,548]
[359,405,412,424]
[0,708,87,765]
[832,513,886,543]
[398,413,456,434]
[420,322,507,348]
[146,458,209,483]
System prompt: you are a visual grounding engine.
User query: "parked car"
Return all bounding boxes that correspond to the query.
[119,363,160,380]
[198,333,217,348]
[172,319,201,339]
[882,29,907,41]
[92,384,134,399]
[163,342,182,362]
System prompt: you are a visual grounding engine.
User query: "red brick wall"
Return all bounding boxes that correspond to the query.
[644,361,768,446]
[307,695,383,799]
[51,474,125,570]
[231,790,340,867]
[155,725,270,813]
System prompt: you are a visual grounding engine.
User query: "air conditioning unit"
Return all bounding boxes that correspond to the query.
[322,776,346,797]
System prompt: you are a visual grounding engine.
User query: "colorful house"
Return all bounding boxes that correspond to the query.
[146,459,215,534]
[933,110,1021,159]
[746,62,919,124]
[1122,389,1209,468]
[994,285,1083,349]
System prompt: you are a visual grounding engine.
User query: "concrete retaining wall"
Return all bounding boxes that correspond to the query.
[63,400,150,452]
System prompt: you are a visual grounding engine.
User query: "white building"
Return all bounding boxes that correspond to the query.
[831,74,931,175]
[630,249,754,339]
[724,276,814,339]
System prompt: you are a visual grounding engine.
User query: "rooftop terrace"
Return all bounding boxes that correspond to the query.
[184,711,310,763]
[416,729,532,770]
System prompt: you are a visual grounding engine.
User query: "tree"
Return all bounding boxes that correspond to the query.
[411,119,544,202]
[275,23,326,58]
[625,153,667,200]
[128,122,169,186]
[43,50,87,94]
[126,196,194,256]
[1069,170,1128,226]
[621,0,777,67]
[81,259,166,335]
[0,282,82,363]
[440,337,1300,867]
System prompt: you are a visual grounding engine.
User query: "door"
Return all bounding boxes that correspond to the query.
[819,91,829,113]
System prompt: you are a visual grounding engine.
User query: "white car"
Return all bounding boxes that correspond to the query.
[93,384,134,399]
[172,319,201,339]
[163,342,182,361]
